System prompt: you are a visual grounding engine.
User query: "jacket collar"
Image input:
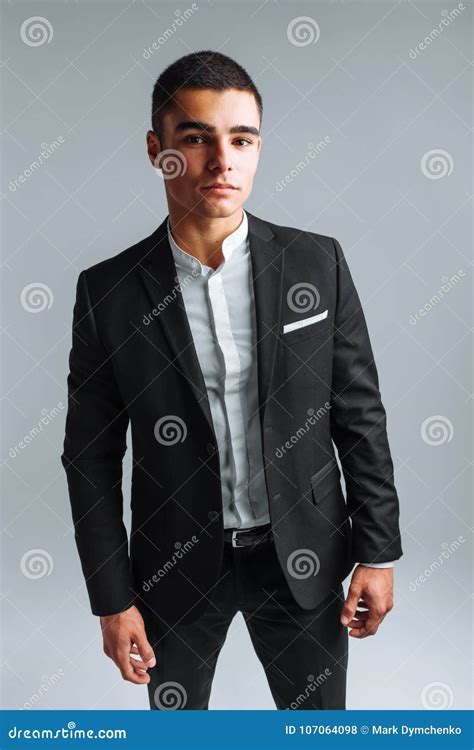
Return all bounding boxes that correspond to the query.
[137,210,283,435]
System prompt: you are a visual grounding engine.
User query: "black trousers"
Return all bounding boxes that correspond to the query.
[139,533,348,710]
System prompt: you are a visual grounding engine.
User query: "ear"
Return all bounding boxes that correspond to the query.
[146,130,162,167]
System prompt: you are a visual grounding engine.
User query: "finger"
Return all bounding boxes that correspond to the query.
[130,654,149,670]
[354,609,370,618]
[116,642,151,684]
[130,657,149,673]
[119,659,151,683]
[134,631,156,668]
[347,614,369,626]
[341,587,362,625]
[349,626,379,638]
[345,619,367,629]
[349,616,381,638]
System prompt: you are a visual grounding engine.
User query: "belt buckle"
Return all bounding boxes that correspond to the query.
[231,530,246,548]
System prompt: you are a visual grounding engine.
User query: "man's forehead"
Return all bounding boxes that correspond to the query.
[167,88,259,120]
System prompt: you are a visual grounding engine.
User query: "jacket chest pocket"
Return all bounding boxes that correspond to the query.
[281,315,332,346]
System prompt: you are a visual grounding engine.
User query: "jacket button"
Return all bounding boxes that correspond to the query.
[208,510,219,522]
[273,493,281,501]
[206,442,215,454]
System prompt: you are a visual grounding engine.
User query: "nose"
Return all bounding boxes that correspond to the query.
[207,138,233,173]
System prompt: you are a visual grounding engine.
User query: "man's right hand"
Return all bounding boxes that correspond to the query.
[100,605,156,684]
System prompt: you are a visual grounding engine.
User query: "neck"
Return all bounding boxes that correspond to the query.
[167,206,244,271]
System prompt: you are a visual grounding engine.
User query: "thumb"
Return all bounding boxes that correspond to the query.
[340,586,361,626]
[134,631,156,667]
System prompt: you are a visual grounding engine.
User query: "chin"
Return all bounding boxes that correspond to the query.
[197,201,242,219]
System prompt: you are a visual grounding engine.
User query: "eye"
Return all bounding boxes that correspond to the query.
[185,135,206,144]
[234,139,252,146]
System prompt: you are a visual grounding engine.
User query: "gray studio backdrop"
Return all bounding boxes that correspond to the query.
[1,0,472,710]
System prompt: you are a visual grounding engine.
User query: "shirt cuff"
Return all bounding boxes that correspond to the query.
[358,561,395,568]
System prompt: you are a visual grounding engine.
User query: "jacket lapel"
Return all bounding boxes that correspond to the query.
[247,212,284,418]
[136,211,283,437]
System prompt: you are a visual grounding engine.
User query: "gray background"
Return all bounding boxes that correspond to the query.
[1,0,472,710]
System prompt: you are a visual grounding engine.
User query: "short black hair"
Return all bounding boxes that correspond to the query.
[151,50,262,145]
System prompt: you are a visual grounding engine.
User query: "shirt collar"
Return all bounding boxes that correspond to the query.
[167,209,248,277]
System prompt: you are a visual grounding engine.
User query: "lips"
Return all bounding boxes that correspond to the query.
[202,184,238,190]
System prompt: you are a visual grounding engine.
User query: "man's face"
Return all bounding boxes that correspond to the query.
[148,88,261,219]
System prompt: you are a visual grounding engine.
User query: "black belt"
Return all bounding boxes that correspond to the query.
[224,522,273,548]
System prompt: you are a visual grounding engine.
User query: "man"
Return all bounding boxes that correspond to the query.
[61,50,403,710]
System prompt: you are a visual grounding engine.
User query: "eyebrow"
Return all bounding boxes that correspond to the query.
[174,121,260,137]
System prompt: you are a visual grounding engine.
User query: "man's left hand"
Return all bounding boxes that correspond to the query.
[340,565,394,638]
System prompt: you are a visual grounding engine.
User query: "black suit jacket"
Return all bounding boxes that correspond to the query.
[61,211,403,626]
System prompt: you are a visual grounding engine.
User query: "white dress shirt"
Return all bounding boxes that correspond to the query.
[167,210,393,569]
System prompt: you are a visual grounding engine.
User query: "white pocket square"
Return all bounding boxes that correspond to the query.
[283,309,328,334]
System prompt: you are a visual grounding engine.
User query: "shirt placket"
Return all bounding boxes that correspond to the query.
[207,264,254,527]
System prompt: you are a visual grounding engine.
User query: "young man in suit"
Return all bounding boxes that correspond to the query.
[61,50,403,710]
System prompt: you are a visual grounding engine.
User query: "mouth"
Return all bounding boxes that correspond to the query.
[201,184,239,194]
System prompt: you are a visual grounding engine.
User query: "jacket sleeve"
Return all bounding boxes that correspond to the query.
[61,269,136,616]
[329,237,403,564]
